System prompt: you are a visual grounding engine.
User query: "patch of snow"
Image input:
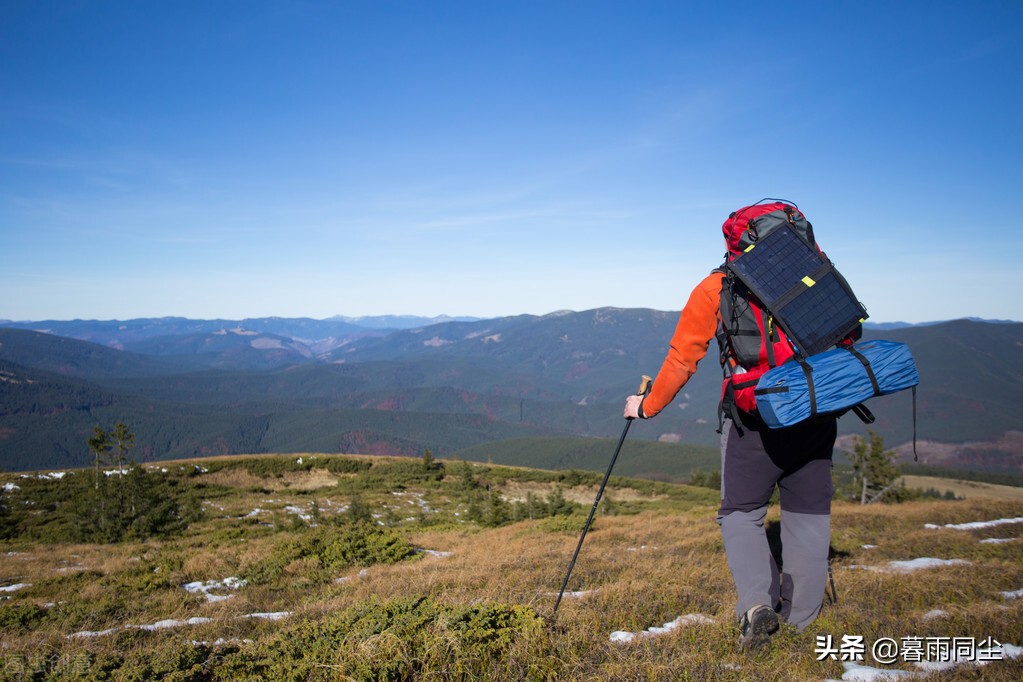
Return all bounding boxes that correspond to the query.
[3,482,19,492]
[610,613,714,643]
[862,545,878,549]
[980,537,1016,544]
[1000,588,1023,599]
[69,628,119,639]
[827,662,914,680]
[889,558,970,572]
[284,505,312,521]
[924,516,1023,531]
[560,590,593,599]
[848,558,970,573]
[130,617,214,631]
[914,640,1022,673]
[24,471,66,480]
[0,583,30,593]
[419,549,452,558]
[183,577,247,602]
[922,609,948,620]
[242,611,291,621]
[192,637,255,647]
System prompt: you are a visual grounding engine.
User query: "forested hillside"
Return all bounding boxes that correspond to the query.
[1,313,1020,474]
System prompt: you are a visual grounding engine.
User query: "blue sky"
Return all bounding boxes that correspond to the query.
[1,1,1021,323]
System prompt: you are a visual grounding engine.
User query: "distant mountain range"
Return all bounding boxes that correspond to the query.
[1,312,1021,474]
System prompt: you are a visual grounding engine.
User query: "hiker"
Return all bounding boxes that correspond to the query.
[624,201,845,650]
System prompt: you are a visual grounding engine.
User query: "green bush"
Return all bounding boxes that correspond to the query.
[244,523,418,585]
[325,456,373,475]
[204,597,545,681]
[0,601,46,632]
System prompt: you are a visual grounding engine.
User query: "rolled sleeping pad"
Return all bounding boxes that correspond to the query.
[754,339,919,429]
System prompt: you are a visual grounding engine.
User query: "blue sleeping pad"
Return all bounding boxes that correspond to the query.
[754,340,919,429]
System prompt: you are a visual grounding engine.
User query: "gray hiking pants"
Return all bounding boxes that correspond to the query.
[716,416,836,631]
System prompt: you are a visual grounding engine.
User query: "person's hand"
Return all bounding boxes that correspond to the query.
[624,394,643,420]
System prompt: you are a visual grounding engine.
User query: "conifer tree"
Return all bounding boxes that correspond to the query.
[850,430,900,504]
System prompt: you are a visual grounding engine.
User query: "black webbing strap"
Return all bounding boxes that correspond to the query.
[796,356,817,416]
[843,346,881,396]
[912,385,918,461]
[759,308,777,368]
[851,403,875,424]
[717,379,745,437]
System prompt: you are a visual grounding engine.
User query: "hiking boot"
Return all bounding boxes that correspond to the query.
[738,604,779,650]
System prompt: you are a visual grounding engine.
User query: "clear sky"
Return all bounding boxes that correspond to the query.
[1,1,1021,323]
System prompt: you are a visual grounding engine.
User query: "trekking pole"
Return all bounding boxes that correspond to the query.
[552,375,652,619]
[827,558,838,604]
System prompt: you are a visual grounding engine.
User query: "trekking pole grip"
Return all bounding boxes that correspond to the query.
[637,375,652,397]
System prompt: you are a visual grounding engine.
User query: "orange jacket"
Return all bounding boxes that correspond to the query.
[640,271,724,418]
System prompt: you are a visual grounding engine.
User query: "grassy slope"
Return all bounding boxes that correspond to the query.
[451,436,721,482]
[0,455,1021,680]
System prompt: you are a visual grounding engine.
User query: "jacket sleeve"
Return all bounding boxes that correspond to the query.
[640,272,723,418]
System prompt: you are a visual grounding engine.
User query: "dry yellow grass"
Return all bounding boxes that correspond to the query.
[2,457,1023,680]
[901,474,1023,501]
[201,466,339,491]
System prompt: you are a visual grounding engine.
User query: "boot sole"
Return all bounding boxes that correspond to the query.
[740,607,779,650]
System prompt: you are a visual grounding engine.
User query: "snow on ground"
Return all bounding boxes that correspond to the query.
[829,527,1022,680]
[554,590,595,600]
[824,641,1023,680]
[69,628,119,639]
[68,611,292,639]
[419,549,452,558]
[21,471,66,480]
[132,617,214,632]
[183,577,247,602]
[0,583,30,593]
[828,662,915,680]
[847,558,970,573]
[283,505,313,521]
[914,642,1023,673]
[241,612,291,621]
[980,537,1016,544]
[334,568,370,584]
[609,613,715,643]
[924,516,1023,531]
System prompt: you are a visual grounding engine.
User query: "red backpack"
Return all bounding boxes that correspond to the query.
[714,199,860,424]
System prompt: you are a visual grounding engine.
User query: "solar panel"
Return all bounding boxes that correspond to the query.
[727,224,867,356]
